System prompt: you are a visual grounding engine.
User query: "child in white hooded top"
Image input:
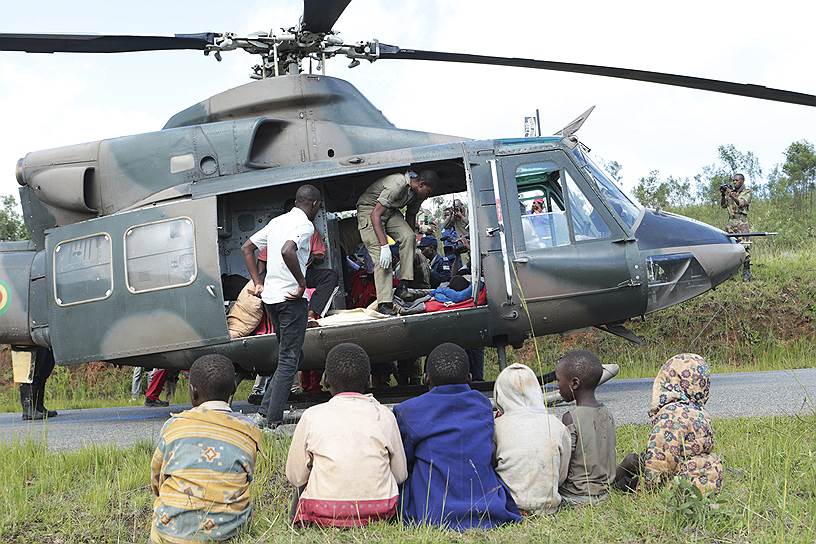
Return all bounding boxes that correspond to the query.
[493,363,572,514]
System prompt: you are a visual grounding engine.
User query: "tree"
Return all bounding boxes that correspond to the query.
[666,175,694,207]
[766,140,816,224]
[718,144,762,179]
[0,195,27,241]
[696,144,764,204]
[634,171,693,209]
[634,170,671,209]
[781,141,816,200]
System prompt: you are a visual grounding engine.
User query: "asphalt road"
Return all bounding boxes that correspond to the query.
[2,368,815,451]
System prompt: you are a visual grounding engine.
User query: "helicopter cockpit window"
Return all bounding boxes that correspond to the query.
[516,162,569,249]
[571,146,642,229]
[53,233,113,306]
[125,217,197,293]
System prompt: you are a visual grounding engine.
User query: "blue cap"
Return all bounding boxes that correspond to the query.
[418,236,437,248]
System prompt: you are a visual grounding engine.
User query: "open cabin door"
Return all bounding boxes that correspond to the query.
[495,149,642,332]
[46,197,228,364]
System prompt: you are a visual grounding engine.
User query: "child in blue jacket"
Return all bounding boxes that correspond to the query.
[393,343,521,530]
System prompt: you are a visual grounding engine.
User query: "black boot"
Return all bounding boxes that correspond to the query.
[20,383,45,421]
[32,380,57,418]
[377,302,397,316]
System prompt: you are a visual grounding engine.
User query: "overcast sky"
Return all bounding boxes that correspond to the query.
[1,0,814,199]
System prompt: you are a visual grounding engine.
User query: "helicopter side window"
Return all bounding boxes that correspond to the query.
[125,217,197,293]
[53,233,113,306]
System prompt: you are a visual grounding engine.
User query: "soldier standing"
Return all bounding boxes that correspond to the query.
[720,173,752,281]
[356,169,438,315]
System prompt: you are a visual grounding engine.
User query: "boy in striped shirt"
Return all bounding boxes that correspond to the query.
[150,355,261,543]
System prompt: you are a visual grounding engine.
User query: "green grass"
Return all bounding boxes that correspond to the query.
[2,415,815,543]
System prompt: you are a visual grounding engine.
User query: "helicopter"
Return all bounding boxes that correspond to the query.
[0,0,812,390]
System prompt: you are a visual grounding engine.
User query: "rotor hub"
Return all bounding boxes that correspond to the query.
[204,27,380,79]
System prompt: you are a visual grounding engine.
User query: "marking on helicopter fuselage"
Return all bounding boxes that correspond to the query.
[0,281,10,316]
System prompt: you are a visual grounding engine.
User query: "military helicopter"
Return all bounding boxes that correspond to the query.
[0,0,813,389]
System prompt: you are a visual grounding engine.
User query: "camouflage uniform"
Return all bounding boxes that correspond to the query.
[722,185,751,277]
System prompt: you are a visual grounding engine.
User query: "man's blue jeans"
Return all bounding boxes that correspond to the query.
[260,298,308,425]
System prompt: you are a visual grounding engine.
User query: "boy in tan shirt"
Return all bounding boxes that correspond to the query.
[555,350,617,506]
[286,343,407,527]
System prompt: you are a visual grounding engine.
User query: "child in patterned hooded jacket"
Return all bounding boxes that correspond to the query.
[614,353,724,494]
[149,354,261,543]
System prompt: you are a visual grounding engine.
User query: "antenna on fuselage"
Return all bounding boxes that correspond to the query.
[523,108,542,137]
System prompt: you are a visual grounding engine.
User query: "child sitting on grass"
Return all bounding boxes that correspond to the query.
[286,343,407,527]
[494,363,572,514]
[556,350,616,506]
[394,342,521,530]
[614,353,723,494]
[150,354,261,543]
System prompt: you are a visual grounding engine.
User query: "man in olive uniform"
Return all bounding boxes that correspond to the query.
[720,173,752,281]
[357,169,439,315]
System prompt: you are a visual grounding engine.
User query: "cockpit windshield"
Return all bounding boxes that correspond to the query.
[571,145,642,230]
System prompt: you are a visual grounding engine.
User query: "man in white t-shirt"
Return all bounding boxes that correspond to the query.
[241,184,323,428]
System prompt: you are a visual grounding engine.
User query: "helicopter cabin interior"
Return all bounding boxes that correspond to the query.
[215,157,479,334]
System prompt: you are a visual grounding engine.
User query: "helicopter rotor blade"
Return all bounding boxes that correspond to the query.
[0,33,217,53]
[376,47,816,107]
[302,0,352,34]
